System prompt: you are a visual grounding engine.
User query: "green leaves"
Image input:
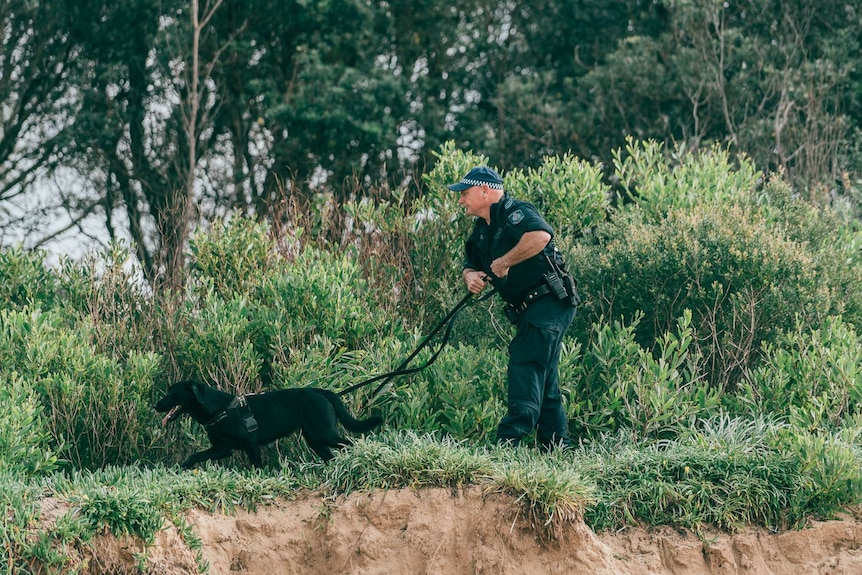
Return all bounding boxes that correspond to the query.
[0,247,59,310]
[371,343,506,442]
[506,153,610,244]
[570,143,856,389]
[0,373,59,476]
[189,218,279,299]
[612,138,759,216]
[734,316,862,430]
[566,310,719,441]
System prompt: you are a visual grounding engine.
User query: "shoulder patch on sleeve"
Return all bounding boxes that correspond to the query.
[508,209,524,225]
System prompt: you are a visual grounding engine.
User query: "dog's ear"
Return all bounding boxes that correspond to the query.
[190,381,207,402]
[190,381,221,412]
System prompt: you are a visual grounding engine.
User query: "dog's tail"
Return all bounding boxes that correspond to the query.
[320,390,383,433]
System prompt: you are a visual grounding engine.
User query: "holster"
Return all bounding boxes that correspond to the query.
[562,272,581,307]
[504,304,521,324]
[544,252,580,308]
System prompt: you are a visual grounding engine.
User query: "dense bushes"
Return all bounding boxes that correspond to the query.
[569,140,862,390]
[0,306,163,469]
[2,140,862,572]
[0,137,858,485]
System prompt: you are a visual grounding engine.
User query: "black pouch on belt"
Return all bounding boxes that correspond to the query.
[504,304,521,324]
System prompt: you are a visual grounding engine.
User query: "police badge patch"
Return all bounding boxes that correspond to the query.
[508,210,524,225]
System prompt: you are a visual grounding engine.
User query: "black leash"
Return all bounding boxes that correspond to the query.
[337,288,497,401]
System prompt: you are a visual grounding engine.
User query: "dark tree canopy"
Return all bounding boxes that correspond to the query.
[1,0,859,282]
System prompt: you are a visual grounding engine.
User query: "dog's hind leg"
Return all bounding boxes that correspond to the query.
[181,445,233,469]
[302,432,336,462]
[308,441,335,462]
[319,390,383,433]
[243,445,267,469]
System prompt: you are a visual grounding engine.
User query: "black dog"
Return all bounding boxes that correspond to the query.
[155,380,382,468]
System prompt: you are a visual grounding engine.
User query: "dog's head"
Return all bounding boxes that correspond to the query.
[155,380,213,426]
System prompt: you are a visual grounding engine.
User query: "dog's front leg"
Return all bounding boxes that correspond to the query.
[181,445,234,469]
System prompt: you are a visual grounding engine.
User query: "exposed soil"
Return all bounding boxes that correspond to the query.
[42,488,862,574]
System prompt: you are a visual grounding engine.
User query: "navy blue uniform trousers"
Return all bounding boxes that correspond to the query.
[496,296,576,446]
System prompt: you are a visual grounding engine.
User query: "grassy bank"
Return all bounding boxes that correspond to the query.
[4,423,861,573]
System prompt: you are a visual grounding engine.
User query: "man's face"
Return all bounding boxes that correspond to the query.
[457,185,486,217]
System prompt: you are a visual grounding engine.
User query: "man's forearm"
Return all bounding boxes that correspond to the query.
[491,231,551,277]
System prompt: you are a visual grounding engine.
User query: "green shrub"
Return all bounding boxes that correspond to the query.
[828,226,862,328]
[171,292,264,392]
[188,218,279,299]
[370,342,507,442]
[612,137,759,216]
[0,246,59,310]
[570,143,860,390]
[260,245,394,348]
[777,426,862,520]
[731,316,862,430]
[570,193,834,389]
[55,242,160,358]
[566,310,718,441]
[0,373,59,476]
[0,307,163,469]
[748,176,862,330]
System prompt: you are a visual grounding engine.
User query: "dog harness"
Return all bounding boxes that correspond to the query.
[205,395,260,439]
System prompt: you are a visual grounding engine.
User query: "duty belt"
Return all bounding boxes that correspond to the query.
[506,284,552,314]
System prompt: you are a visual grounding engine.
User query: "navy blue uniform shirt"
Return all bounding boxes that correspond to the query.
[463,195,559,304]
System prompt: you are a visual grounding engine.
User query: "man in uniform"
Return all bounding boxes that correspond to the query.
[448,166,579,449]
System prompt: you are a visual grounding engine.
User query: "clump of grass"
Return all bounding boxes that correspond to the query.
[488,451,595,542]
[578,441,798,532]
[322,432,596,542]
[575,416,862,533]
[322,430,495,493]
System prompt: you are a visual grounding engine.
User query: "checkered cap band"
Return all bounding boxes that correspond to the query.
[459,178,503,190]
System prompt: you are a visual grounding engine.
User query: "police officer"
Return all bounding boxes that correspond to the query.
[448,166,579,449]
